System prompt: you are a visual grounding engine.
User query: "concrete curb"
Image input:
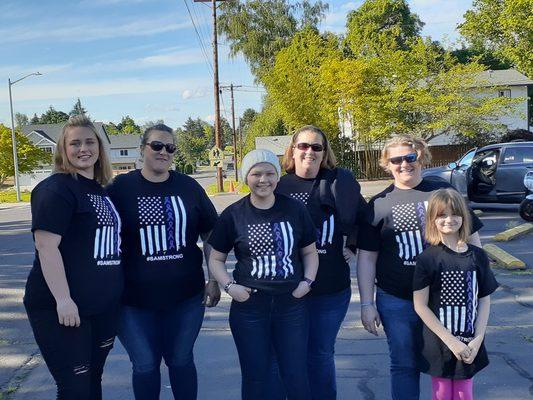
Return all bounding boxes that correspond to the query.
[493,223,533,242]
[483,244,526,270]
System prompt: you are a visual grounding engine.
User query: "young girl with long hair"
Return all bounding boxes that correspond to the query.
[413,189,498,400]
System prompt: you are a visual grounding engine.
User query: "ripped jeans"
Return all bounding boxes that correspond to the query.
[25,305,120,400]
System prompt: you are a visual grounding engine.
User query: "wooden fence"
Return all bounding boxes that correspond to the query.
[336,144,472,180]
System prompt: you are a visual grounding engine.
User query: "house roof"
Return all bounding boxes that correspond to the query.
[109,134,141,149]
[22,122,111,144]
[255,135,292,156]
[475,69,533,87]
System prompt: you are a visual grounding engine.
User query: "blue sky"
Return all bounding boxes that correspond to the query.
[0,0,472,129]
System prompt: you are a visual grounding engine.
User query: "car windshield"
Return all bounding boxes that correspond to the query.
[458,149,476,166]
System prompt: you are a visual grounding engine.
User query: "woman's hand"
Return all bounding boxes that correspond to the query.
[445,337,471,361]
[228,284,252,302]
[463,335,483,364]
[343,247,356,264]
[56,297,80,327]
[292,281,311,299]
[361,304,381,336]
[203,280,221,307]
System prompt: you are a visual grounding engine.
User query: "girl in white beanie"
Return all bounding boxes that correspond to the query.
[208,149,319,400]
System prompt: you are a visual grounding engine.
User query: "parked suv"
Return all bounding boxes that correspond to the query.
[423,141,533,203]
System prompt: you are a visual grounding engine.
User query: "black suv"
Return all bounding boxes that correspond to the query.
[423,141,533,203]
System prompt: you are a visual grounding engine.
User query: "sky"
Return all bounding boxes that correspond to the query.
[0,0,473,129]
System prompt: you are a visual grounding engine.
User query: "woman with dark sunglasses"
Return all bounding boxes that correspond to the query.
[270,125,366,399]
[106,124,220,400]
[356,135,483,400]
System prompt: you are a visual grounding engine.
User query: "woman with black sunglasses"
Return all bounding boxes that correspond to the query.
[271,125,366,399]
[106,124,220,400]
[356,135,483,400]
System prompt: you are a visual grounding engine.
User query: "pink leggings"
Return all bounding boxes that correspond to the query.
[432,377,474,400]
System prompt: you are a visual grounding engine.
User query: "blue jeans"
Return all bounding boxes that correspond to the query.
[229,291,310,400]
[307,287,351,399]
[118,291,205,400]
[269,287,351,400]
[376,287,422,400]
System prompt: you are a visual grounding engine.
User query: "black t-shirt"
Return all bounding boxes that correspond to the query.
[276,173,350,295]
[357,179,483,300]
[24,173,123,316]
[208,194,316,294]
[413,244,498,379]
[107,170,218,309]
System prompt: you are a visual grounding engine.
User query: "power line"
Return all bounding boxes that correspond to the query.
[182,0,214,75]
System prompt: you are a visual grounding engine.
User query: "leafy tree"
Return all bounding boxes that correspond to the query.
[220,118,234,147]
[263,28,341,135]
[30,113,40,124]
[244,98,288,153]
[69,98,88,117]
[451,46,513,70]
[0,124,51,185]
[104,122,121,135]
[238,108,258,148]
[344,0,424,57]
[176,118,211,168]
[38,106,69,124]
[15,113,29,128]
[116,116,141,135]
[217,0,328,80]
[141,120,165,132]
[459,0,533,77]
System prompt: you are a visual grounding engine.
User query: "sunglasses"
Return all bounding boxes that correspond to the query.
[388,152,418,165]
[146,141,177,154]
[294,142,324,152]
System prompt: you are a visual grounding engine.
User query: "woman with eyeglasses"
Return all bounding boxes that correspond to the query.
[356,135,483,400]
[106,124,219,400]
[271,125,366,399]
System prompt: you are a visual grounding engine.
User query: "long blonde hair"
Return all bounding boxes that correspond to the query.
[425,188,471,245]
[282,125,337,173]
[54,115,112,185]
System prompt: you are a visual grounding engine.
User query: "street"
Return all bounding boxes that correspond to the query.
[1,179,532,399]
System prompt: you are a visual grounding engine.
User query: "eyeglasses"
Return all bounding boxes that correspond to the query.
[388,152,418,165]
[146,141,177,154]
[294,142,324,152]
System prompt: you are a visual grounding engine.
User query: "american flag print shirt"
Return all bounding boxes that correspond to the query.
[87,194,121,266]
[439,270,479,341]
[137,195,188,262]
[247,221,295,279]
[391,201,429,265]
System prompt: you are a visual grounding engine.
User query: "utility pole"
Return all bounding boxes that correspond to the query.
[220,84,242,182]
[194,0,227,192]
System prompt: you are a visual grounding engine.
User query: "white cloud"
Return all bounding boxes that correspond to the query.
[0,15,191,44]
[181,87,208,100]
[0,64,71,80]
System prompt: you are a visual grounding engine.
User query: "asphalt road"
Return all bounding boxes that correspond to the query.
[1,191,532,399]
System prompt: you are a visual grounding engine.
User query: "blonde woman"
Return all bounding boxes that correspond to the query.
[24,116,123,400]
[356,135,483,400]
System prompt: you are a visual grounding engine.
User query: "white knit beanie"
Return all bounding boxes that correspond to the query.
[241,149,281,185]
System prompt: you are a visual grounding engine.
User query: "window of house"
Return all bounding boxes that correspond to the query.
[498,89,511,98]
[119,149,129,156]
[42,146,53,153]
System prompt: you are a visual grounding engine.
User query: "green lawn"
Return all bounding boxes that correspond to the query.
[0,190,31,203]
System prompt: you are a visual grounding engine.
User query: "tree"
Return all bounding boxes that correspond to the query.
[38,106,69,124]
[459,0,533,77]
[244,99,288,153]
[345,0,424,58]
[69,98,88,117]
[217,0,328,80]
[176,118,211,168]
[262,28,341,136]
[220,118,234,147]
[141,120,165,132]
[104,122,121,135]
[116,116,141,135]
[15,113,29,128]
[238,108,258,148]
[0,124,51,185]
[30,114,40,124]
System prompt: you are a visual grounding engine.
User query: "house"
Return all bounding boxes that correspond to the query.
[255,136,292,156]
[109,134,141,174]
[20,122,141,189]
